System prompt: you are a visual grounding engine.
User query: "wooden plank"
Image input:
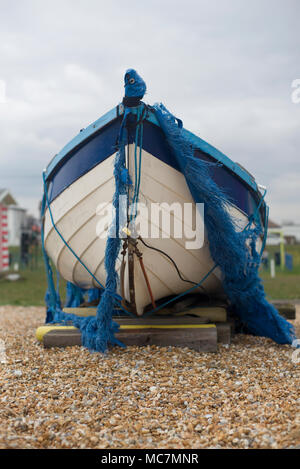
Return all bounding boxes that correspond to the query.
[63,307,98,317]
[216,323,231,344]
[116,327,217,352]
[43,329,82,348]
[271,302,296,320]
[113,316,210,325]
[63,306,227,322]
[175,306,227,322]
[36,325,77,342]
[42,325,217,352]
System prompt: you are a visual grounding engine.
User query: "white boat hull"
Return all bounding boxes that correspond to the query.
[44,144,250,314]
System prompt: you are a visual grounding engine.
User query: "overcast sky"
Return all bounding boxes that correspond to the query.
[0,0,299,223]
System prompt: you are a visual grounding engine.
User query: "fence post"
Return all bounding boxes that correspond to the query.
[270,258,276,278]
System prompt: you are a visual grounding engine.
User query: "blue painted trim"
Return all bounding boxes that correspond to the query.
[46,119,263,224]
[139,120,262,219]
[45,105,123,179]
[145,108,258,193]
[45,102,265,223]
[48,116,122,202]
[45,103,258,194]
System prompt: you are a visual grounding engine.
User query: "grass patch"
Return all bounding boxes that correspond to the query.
[0,244,300,306]
[0,248,66,306]
[260,244,300,300]
[261,271,300,300]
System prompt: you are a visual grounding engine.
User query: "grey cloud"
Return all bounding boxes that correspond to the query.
[0,0,299,222]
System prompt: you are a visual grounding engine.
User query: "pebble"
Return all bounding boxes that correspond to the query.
[0,305,299,449]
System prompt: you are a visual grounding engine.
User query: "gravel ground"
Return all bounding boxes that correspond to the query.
[0,305,299,449]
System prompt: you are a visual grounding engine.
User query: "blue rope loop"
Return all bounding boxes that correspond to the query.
[129,106,145,223]
[243,188,267,232]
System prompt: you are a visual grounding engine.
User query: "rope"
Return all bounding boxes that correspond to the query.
[40,198,60,321]
[143,264,218,316]
[41,172,134,317]
[138,256,157,310]
[241,187,268,262]
[260,204,269,257]
[129,108,144,223]
[142,195,266,317]
[138,236,209,290]
[243,188,267,232]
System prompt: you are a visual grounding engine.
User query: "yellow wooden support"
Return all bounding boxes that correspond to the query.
[36,325,77,342]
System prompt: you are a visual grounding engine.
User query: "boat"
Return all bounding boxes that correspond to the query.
[43,70,267,316]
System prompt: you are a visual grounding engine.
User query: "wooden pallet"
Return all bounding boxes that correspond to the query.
[36,310,233,351]
[63,305,228,322]
[271,301,296,320]
[37,324,218,352]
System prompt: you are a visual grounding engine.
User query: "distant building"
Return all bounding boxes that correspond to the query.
[0,189,27,247]
[281,222,300,244]
[266,219,283,246]
[268,220,281,229]
[266,219,300,246]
